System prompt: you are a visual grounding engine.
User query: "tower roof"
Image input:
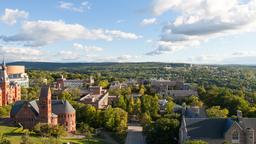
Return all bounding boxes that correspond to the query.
[0,57,9,83]
[40,86,51,98]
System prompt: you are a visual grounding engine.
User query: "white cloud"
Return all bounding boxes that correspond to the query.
[58,51,80,60]
[105,30,143,39]
[0,45,44,61]
[73,43,103,52]
[58,1,91,13]
[0,20,142,47]
[1,8,28,25]
[149,0,256,55]
[188,51,256,64]
[141,18,157,26]
[86,54,139,62]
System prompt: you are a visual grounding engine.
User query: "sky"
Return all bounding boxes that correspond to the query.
[0,0,256,64]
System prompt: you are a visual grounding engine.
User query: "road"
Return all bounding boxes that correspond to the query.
[125,124,146,144]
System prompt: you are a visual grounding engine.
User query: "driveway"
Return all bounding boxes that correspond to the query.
[125,123,146,144]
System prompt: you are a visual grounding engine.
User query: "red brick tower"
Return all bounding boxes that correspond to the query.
[39,86,52,124]
[0,59,9,106]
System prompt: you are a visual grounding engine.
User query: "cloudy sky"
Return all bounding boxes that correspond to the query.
[0,0,256,64]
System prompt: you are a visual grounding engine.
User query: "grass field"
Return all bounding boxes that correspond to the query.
[0,121,108,144]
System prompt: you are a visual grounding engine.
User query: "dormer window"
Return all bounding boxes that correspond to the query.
[232,130,240,144]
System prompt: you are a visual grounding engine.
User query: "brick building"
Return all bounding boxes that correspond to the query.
[11,86,76,132]
[80,86,109,109]
[0,60,21,106]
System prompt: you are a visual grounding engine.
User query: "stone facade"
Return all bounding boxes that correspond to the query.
[11,86,76,132]
[179,111,256,144]
[151,80,197,100]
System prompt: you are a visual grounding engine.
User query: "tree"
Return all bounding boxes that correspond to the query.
[140,112,151,126]
[186,96,203,107]
[117,95,127,111]
[51,125,67,138]
[206,106,229,118]
[145,118,180,144]
[99,80,109,88]
[134,98,141,114]
[139,85,145,96]
[166,100,175,114]
[59,91,72,101]
[104,107,128,134]
[68,88,81,100]
[150,95,160,117]
[79,123,93,142]
[127,96,134,114]
[185,140,208,144]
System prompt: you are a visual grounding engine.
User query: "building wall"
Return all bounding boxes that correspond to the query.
[7,66,25,75]
[13,103,38,129]
[224,123,245,144]
[57,112,76,132]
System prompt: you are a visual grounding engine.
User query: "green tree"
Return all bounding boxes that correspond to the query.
[186,96,203,107]
[128,96,134,114]
[99,80,109,88]
[139,85,145,96]
[140,112,151,126]
[59,91,72,101]
[145,118,180,144]
[117,95,127,111]
[134,98,141,114]
[206,106,229,118]
[166,100,175,114]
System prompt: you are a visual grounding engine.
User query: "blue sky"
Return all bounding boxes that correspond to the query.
[0,0,256,64]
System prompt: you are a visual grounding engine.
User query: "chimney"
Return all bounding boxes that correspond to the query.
[237,110,243,122]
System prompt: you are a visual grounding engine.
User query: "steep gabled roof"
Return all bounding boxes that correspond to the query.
[11,99,75,118]
[52,100,75,114]
[185,118,234,139]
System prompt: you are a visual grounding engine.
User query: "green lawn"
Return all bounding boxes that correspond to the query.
[0,122,108,144]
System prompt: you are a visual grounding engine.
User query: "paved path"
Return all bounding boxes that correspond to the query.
[125,124,146,144]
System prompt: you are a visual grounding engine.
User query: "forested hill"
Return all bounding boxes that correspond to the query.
[8,61,192,71]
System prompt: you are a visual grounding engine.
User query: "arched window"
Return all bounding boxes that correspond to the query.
[232,130,240,143]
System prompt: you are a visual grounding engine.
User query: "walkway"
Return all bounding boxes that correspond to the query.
[125,123,146,144]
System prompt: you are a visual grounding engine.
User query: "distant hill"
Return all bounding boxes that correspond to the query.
[7,61,192,71]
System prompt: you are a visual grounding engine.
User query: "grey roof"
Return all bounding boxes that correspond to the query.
[40,86,50,97]
[52,100,76,114]
[241,118,256,129]
[10,101,26,117]
[11,99,75,117]
[185,118,234,139]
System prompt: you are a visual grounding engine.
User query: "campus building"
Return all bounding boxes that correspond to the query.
[55,75,94,90]
[179,111,256,144]
[79,86,109,109]
[7,65,29,88]
[151,79,198,100]
[11,86,76,132]
[0,60,21,106]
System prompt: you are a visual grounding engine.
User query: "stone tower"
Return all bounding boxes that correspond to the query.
[0,58,9,106]
[39,86,52,124]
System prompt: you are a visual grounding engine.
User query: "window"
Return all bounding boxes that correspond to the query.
[232,130,240,144]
